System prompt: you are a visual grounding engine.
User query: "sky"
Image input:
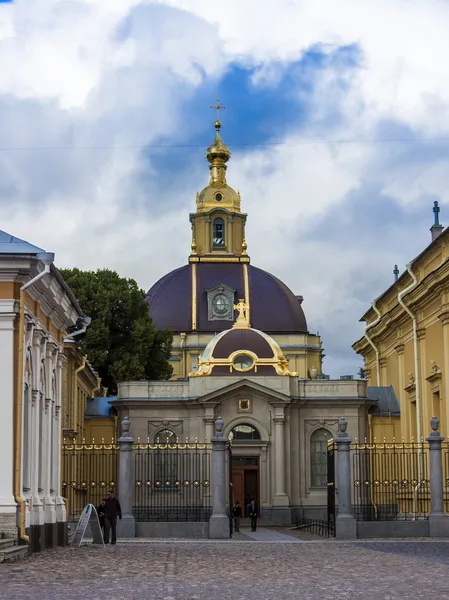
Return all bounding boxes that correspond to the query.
[1,0,449,378]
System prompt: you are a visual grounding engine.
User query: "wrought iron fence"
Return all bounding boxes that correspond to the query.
[351,441,429,521]
[295,516,334,537]
[61,439,118,522]
[133,439,212,522]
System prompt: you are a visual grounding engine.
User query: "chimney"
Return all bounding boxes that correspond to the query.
[431,200,444,242]
[393,264,399,282]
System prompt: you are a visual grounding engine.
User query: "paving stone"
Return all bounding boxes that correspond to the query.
[1,539,449,600]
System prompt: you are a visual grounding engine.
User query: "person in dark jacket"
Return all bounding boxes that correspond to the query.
[232,502,242,532]
[104,489,122,545]
[96,499,107,534]
[247,499,258,532]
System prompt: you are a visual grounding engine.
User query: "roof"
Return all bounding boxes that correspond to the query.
[146,263,308,333]
[367,386,400,416]
[360,225,449,323]
[0,230,45,254]
[85,396,116,418]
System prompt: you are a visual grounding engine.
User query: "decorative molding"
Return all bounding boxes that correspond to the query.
[379,357,387,368]
[417,328,426,341]
[426,360,442,393]
[404,372,416,402]
[148,419,183,438]
[394,343,405,356]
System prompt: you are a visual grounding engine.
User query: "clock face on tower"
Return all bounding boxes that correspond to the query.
[212,293,229,315]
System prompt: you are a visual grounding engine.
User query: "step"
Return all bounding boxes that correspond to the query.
[0,544,28,564]
[0,537,17,549]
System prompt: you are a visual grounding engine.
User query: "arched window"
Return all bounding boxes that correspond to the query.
[310,428,332,488]
[213,218,225,247]
[154,429,177,487]
[230,424,261,441]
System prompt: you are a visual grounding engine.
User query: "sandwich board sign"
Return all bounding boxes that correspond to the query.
[71,504,104,547]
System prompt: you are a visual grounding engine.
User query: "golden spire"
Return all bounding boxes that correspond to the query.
[206,101,231,185]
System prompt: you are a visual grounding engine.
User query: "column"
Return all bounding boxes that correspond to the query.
[117,416,136,537]
[0,304,18,537]
[43,343,57,547]
[379,357,387,387]
[438,310,449,437]
[426,417,449,536]
[272,406,290,524]
[334,417,357,539]
[205,219,211,253]
[227,218,233,253]
[209,417,229,539]
[30,331,46,551]
[394,343,405,437]
[54,352,67,545]
[417,328,427,440]
[203,406,215,442]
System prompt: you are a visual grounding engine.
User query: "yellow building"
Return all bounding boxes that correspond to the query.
[353,202,449,441]
[61,340,115,442]
[146,117,324,380]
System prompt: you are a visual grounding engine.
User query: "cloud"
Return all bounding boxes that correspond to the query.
[1,0,449,377]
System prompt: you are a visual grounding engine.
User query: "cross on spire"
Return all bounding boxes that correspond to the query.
[210,99,226,121]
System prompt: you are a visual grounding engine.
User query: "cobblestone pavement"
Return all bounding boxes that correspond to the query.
[2,538,449,600]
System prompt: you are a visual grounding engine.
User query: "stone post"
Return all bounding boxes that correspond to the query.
[209,416,229,539]
[334,417,357,539]
[117,416,135,538]
[426,417,449,537]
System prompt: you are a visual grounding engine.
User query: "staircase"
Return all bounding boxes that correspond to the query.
[0,536,28,564]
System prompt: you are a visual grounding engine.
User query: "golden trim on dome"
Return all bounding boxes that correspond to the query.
[191,263,197,330]
[188,324,298,378]
[242,263,251,326]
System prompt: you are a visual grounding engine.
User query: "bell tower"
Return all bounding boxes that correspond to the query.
[189,109,249,264]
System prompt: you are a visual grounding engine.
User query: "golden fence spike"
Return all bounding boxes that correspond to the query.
[101,437,105,444]
[137,437,141,443]
[92,437,95,444]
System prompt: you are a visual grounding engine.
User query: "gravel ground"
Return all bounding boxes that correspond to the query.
[2,536,449,600]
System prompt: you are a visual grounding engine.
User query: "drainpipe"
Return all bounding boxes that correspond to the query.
[74,357,87,436]
[397,263,421,518]
[15,252,55,544]
[91,376,101,398]
[364,301,382,387]
[397,264,420,443]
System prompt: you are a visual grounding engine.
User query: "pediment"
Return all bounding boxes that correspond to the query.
[196,377,291,405]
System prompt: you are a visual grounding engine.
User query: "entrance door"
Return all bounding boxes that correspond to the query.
[231,457,259,517]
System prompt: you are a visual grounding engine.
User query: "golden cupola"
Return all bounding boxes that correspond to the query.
[189,118,248,261]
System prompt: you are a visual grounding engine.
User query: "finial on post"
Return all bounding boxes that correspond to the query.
[430,416,440,436]
[393,264,399,282]
[337,416,348,438]
[118,415,133,442]
[215,416,224,435]
[433,200,441,226]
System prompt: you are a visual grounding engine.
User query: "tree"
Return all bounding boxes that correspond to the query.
[60,268,173,394]
[358,366,366,379]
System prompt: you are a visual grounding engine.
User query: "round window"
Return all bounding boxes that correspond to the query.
[213,294,229,315]
[215,192,223,202]
[233,354,254,372]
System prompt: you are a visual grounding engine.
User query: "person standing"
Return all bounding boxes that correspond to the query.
[232,501,242,532]
[247,499,258,532]
[104,489,122,545]
[96,498,107,535]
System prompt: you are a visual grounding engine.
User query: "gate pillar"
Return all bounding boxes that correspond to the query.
[426,417,449,537]
[117,416,136,538]
[209,417,229,539]
[334,417,357,539]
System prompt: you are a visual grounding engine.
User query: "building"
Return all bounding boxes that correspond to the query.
[110,119,376,524]
[62,340,115,442]
[353,202,449,441]
[0,230,90,551]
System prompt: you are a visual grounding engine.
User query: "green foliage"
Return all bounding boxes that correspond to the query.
[60,268,173,394]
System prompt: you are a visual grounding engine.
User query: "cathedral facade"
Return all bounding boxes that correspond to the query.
[112,118,374,523]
